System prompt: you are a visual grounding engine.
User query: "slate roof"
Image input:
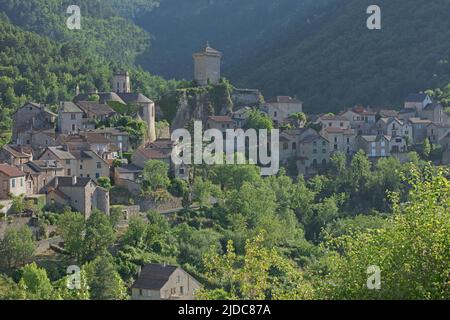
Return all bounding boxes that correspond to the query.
[76,101,116,116]
[44,146,75,160]
[2,145,32,158]
[117,93,153,104]
[405,93,429,103]
[323,127,355,135]
[132,264,178,290]
[359,135,390,142]
[194,43,222,57]
[423,103,442,111]
[47,176,93,188]
[408,118,432,125]
[319,114,348,121]
[60,101,83,113]
[74,92,126,105]
[116,164,143,174]
[23,160,64,174]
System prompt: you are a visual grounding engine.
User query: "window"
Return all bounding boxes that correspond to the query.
[340,122,344,127]
[71,114,76,120]
[283,143,288,150]
[322,149,326,154]
[274,111,277,117]
[67,169,71,176]
[139,289,143,296]
[95,173,100,179]
[66,160,71,165]
[72,124,76,131]
[171,288,176,295]
[11,179,16,188]
[97,162,101,169]
[87,174,90,178]
[177,276,181,283]
[80,165,83,170]
[20,178,23,187]
[180,286,184,295]
[292,142,297,150]
[179,168,185,175]
[313,149,317,154]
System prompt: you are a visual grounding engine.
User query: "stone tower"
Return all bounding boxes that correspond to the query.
[113,71,131,93]
[193,42,222,86]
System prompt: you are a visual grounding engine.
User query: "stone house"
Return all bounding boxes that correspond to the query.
[408,118,432,144]
[58,101,86,134]
[262,96,303,125]
[278,128,317,163]
[0,145,33,166]
[404,93,433,113]
[38,146,110,181]
[389,136,408,154]
[44,176,110,218]
[232,106,252,128]
[0,164,26,199]
[317,115,351,130]
[321,127,357,155]
[131,264,201,300]
[426,122,450,144]
[398,108,418,123]
[12,102,56,142]
[17,129,56,154]
[374,117,413,143]
[356,135,391,158]
[89,128,130,153]
[132,139,188,180]
[21,160,65,195]
[439,131,450,164]
[419,103,445,124]
[341,106,377,135]
[76,101,117,122]
[296,134,330,176]
[205,116,237,135]
[56,133,119,161]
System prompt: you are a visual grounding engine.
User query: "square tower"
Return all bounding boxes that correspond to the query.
[193,43,222,86]
[113,71,131,94]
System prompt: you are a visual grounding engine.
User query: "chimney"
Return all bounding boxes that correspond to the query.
[72,176,77,185]
[137,265,142,278]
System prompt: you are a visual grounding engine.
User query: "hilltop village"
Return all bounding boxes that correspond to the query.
[1,44,448,213]
[1,44,449,299]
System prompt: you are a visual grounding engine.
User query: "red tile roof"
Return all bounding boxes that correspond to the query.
[0,164,25,178]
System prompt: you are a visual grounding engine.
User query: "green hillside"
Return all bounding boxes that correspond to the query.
[138,0,450,113]
[232,0,450,112]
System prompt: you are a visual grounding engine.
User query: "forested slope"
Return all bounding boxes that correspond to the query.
[138,0,450,112]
